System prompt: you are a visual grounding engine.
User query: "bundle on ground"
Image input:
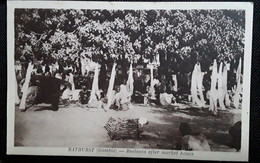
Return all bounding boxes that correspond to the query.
[104,117,142,140]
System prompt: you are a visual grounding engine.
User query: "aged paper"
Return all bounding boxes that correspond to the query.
[7,1,253,161]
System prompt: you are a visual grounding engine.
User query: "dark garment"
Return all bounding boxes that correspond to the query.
[31,75,71,109]
[44,65,50,73]
[79,90,91,104]
[229,121,241,151]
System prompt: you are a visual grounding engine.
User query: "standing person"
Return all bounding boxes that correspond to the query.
[209,60,218,115]
[191,62,206,107]
[218,62,226,110]
[23,75,71,111]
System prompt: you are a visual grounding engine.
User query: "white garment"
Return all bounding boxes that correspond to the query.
[172,74,178,92]
[55,73,62,79]
[209,60,218,114]
[19,62,34,110]
[54,62,59,70]
[159,93,173,105]
[118,84,131,104]
[68,73,75,91]
[70,89,81,101]
[148,64,156,100]
[80,56,86,76]
[223,64,231,107]
[234,58,242,109]
[106,63,117,109]
[218,62,225,110]
[126,63,134,95]
[61,88,72,100]
[15,71,20,105]
[191,63,205,107]
[89,63,101,104]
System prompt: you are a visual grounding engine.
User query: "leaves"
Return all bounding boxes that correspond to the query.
[15,9,245,70]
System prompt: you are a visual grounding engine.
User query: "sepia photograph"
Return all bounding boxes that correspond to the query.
[7,1,253,161]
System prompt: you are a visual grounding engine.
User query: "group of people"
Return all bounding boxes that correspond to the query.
[176,121,241,151]
[15,55,242,114]
[190,58,243,115]
[15,57,177,112]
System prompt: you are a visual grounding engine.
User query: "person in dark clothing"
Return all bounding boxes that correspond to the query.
[24,75,71,111]
[79,86,91,105]
[85,71,94,90]
[228,121,241,151]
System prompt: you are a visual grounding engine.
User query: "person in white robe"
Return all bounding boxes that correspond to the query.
[106,63,117,110]
[61,87,72,106]
[19,62,34,110]
[233,58,242,109]
[87,63,106,111]
[217,62,226,110]
[191,62,206,107]
[68,73,75,91]
[159,84,176,106]
[117,84,132,111]
[209,59,218,115]
[223,63,231,107]
[126,63,134,96]
[14,66,20,105]
[147,64,156,100]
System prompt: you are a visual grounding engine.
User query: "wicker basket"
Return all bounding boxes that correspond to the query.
[104,117,141,140]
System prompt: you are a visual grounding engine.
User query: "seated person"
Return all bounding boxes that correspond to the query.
[110,84,131,111]
[79,86,91,105]
[135,86,152,105]
[159,85,176,106]
[87,90,106,111]
[109,85,120,110]
[179,123,211,151]
[117,84,131,111]
[60,86,72,106]
[143,86,152,105]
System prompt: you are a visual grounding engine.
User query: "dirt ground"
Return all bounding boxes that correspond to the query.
[15,103,241,152]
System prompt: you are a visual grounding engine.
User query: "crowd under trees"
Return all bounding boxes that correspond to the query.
[14,9,245,100]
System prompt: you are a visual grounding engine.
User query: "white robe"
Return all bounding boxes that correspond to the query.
[234,58,242,109]
[160,93,173,106]
[118,84,131,104]
[15,71,20,105]
[89,63,100,104]
[209,60,218,113]
[106,63,117,109]
[172,74,178,92]
[80,57,86,76]
[149,65,156,100]
[191,63,205,107]
[19,62,34,110]
[68,73,75,91]
[223,64,231,107]
[126,63,134,95]
[217,62,225,110]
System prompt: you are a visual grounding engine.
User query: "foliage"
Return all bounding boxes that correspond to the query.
[15,9,245,73]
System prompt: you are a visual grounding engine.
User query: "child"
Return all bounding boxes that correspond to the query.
[60,86,72,106]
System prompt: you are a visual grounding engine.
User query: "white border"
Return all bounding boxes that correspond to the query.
[7,1,253,161]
